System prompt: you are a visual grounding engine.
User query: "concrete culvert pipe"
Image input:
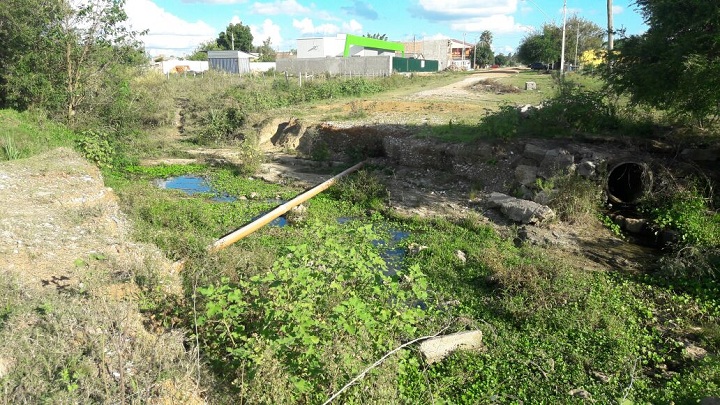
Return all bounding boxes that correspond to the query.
[607,162,653,204]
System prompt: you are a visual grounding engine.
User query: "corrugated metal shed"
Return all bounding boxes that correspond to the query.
[208,50,252,74]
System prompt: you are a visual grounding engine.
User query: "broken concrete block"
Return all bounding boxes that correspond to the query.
[577,160,597,178]
[488,192,556,224]
[538,149,575,179]
[525,81,537,90]
[419,330,483,365]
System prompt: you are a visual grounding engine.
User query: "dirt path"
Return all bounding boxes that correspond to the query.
[407,71,514,101]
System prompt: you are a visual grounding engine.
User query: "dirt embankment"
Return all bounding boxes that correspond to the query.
[0,148,200,403]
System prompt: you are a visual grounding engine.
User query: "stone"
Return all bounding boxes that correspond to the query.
[523,143,547,163]
[577,160,597,178]
[568,388,591,399]
[419,330,483,364]
[515,165,538,187]
[525,81,537,90]
[624,218,647,234]
[538,149,575,179]
[533,190,554,206]
[592,371,610,383]
[455,250,467,264]
[488,192,556,224]
[684,343,708,361]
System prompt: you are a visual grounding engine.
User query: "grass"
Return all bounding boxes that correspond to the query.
[0,109,77,160]
[103,162,720,403]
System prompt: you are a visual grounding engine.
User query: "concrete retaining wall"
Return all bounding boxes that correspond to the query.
[276,56,393,76]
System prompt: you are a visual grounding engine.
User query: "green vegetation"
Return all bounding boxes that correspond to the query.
[1,0,719,401]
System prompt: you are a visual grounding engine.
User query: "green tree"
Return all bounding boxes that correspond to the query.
[257,37,277,62]
[0,0,144,124]
[364,33,388,41]
[480,30,493,48]
[187,40,221,61]
[473,44,494,68]
[494,53,509,66]
[216,22,253,52]
[517,25,561,66]
[603,0,720,125]
[565,16,604,66]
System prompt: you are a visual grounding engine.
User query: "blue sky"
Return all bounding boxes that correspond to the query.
[124,0,647,57]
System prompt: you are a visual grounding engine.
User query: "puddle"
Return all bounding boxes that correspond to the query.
[156,175,236,202]
[371,227,411,277]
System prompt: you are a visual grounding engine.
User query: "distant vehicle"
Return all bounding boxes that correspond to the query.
[529,62,548,70]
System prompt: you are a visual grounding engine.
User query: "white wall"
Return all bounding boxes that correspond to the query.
[297,35,346,58]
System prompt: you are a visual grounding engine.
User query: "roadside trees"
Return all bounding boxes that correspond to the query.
[0,0,145,126]
[216,22,253,52]
[603,0,720,125]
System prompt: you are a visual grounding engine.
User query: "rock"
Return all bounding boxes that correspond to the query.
[624,218,647,234]
[533,190,554,206]
[419,330,483,365]
[488,192,556,224]
[538,149,575,179]
[568,388,591,399]
[524,143,547,163]
[455,250,467,264]
[684,343,708,361]
[515,165,538,187]
[519,104,534,119]
[577,160,597,178]
[525,81,537,91]
[592,371,610,383]
[249,192,259,199]
[0,357,14,379]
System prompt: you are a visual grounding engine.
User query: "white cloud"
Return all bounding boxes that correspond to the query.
[125,0,217,56]
[292,18,356,35]
[416,0,518,19]
[251,0,309,15]
[342,19,363,33]
[612,5,624,14]
[450,15,530,34]
[250,18,283,47]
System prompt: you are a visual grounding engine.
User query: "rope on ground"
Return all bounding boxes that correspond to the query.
[322,319,456,405]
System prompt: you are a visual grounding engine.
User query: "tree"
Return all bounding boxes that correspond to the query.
[257,37,277,62]
[603,1,720,124]
[364,33,388,41]
[517,25,561,66]
[216,22,253,52]
[564,16,604,66]
[494,53,509,66]
[473,44,494,68]
[0,0,144,124]
[187,40,221,61]
[480,30,493,48]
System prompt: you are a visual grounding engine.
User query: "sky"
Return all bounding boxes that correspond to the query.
[124,0,648,58]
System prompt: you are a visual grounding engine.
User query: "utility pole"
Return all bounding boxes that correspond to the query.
[607,0,614,51]
[462,32,466,68]
[574,17,580,68]
[560,0,567,75]
[231,32,235,50]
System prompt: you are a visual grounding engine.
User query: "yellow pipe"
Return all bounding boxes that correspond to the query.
[208,160,366,253]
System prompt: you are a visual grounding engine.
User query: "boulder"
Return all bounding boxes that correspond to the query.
[577,160,597,178]
[488,192,556,224]
[523,143,547,163]
[538,149,575,179]
[515,165,538,187]
[419,330,483,365]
